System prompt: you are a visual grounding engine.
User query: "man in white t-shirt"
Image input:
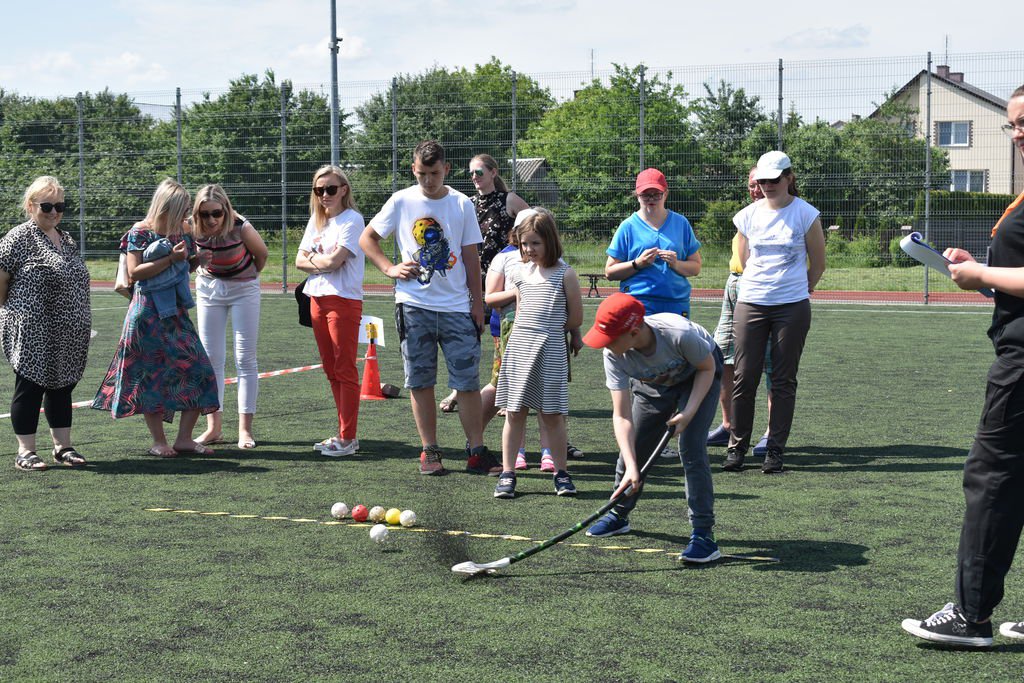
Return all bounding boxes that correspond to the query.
[360,140,499,476]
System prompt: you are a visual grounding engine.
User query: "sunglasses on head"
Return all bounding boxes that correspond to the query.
[199,209,225,220]
[313,184,341,197]
[470,168,486,177]
[38,201,66,213]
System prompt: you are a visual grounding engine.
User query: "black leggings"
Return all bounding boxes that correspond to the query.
[10,373,76,436]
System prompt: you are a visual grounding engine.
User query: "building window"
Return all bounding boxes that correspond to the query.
[950,170,986,192]
[937,121,970,147]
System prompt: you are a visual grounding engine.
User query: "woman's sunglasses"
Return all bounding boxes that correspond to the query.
[756,177,783,186]
[313,184,342,197]
[37,202,67,213]
[470,168,486,177]
[199,209,225,220]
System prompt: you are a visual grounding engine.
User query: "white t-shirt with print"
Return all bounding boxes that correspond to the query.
[370,185,483,313]
[298,208,365,300]
[733,196,820,306]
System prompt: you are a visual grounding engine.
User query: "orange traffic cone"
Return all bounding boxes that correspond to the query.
[360,339,385,401]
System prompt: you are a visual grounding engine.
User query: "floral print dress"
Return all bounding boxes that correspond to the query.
[92,227,219,420]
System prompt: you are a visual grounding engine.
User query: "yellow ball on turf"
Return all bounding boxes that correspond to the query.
[385,508,402,525]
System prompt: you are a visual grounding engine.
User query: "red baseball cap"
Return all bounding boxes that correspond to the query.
[583,293,646,348]
[635,168,668,194]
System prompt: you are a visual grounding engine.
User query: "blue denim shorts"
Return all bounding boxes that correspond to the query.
[395,304,481,391]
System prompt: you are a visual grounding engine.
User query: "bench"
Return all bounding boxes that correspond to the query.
[580,273,606,298]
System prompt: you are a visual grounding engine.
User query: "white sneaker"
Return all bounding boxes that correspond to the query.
[322,439,359,457]
[1000,621,1024,639]
[313,437,336,452]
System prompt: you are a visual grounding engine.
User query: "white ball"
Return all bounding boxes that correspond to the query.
[369,523,389,543]
[399,510,417,527]
[330,502,349,519]
[368,505,386,523]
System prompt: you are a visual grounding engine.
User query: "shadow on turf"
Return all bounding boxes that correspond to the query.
[628,531,869,573]
[777,444,968,473]
[88,458,270,475]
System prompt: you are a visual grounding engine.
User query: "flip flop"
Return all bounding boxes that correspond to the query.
[238,438,257,449]
[439,396,458,413]
[194,436,225,446]
[147,446,177,458]
[174,443,215,456]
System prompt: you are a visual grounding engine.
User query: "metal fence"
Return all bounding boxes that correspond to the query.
[3,51,1024,301]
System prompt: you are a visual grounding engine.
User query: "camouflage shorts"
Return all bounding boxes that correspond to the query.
[396,303,481,391]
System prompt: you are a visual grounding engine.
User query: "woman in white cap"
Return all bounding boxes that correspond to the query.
[722,151,825,475]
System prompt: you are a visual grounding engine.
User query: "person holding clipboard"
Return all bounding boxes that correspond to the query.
[901,85,1024,648]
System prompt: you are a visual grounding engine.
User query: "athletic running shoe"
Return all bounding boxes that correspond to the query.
[901,603,993,648]
[514,448,528,470]
[567,443,585,459]
[419,445,445,475]
[762,447,784,474]
[493,471,516,498]
[539,449,556,473]
[322,438,359,457]
[660,445,679,459]
[586,511,630,537]
[722,446,746,471]
[553,470,577,496]
[706,424,730,447]
[680,530,721,563]
[752,433,770,456]
[466,446,502,476]
[1000,621,1024,639]
[314,436,340,452]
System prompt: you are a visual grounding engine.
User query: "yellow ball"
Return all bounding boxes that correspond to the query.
[385,508,402,525]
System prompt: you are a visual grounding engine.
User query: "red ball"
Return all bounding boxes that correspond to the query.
[351,504,369,522]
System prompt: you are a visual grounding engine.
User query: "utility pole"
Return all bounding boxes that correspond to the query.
[329,0,342,165]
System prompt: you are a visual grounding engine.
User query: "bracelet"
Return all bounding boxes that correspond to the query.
[309,253,323,274]
[632,259,639,270]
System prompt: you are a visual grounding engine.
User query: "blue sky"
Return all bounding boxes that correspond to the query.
[0,0,1015,99]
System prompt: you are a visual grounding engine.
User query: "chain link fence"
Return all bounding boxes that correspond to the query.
[2,52,1024,300]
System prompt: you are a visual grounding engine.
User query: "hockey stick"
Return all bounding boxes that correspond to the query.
[452,424,676,576]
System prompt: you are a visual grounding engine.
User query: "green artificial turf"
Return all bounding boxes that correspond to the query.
[0,294,1020,681]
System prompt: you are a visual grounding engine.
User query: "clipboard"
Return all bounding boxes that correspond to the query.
[899,232,994,298]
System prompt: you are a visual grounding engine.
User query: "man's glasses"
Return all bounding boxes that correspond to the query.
[199,209,225,220]
[313,185,341,197]
[1002,120,1024,137]
[470,168,486,177]
[637,192,664,201]
[37,202,67,213]
[756,177,783,186]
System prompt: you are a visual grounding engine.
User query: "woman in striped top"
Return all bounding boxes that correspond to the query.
[191,184,268,449]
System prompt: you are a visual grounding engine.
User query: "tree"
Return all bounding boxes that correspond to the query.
[179,70,339,230]
[520,64,699,239]
[0,89,167,248]
[693,80,768,180]
[351,58,554,212]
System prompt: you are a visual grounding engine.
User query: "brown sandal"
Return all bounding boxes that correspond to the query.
[15,451,48,471]
[53,446,87,467]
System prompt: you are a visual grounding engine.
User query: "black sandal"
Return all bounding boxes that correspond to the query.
[15,451,48,471]
[53,446,87,467]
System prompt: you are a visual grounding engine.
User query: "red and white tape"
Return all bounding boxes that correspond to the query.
[0,363,324,419]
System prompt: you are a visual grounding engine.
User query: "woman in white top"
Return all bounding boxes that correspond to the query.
[722,151,826,475]
[296,166,366,457]
[192,184,268,449]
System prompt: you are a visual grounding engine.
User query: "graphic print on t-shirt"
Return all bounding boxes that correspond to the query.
[411,216,457,284]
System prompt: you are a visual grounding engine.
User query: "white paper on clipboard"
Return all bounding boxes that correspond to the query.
[899,232,994,298]
[358,315,386,346]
